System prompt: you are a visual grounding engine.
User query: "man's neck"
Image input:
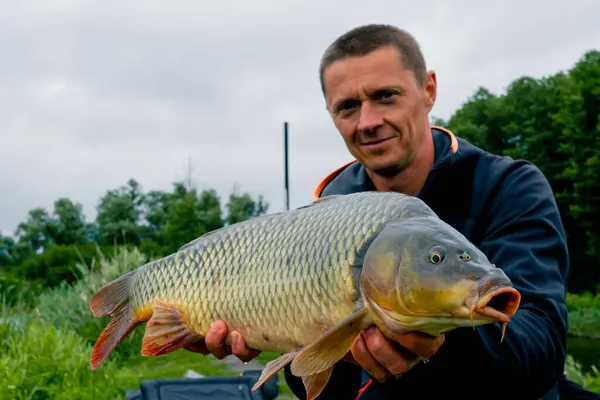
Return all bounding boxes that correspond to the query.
[365,131,435,196]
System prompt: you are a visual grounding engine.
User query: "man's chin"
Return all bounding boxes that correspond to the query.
[364,160,407,178]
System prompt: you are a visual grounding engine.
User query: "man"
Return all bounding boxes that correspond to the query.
[187,24,572,399]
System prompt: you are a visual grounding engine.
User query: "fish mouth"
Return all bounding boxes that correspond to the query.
[467,285,521,341]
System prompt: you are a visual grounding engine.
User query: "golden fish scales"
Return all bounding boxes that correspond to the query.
[89,191,521,400]
[127,191,421,353]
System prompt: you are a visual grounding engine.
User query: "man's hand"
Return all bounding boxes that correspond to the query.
[350,326,445,382]
[184,320,261,363]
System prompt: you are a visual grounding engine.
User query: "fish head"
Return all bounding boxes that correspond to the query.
[360,216,521,338]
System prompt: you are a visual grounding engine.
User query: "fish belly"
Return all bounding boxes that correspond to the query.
[130,192,433,352]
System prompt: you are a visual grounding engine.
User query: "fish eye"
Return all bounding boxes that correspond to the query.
[428,246,446,264]
[430,252,442,264]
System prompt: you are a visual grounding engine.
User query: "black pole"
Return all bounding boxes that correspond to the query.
[284,121,290,211]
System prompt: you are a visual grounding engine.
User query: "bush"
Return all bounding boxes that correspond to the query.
[565,355,600,394]
[0,318,115,399]
[34,246,148,363]
[0,316,230,400]
[0,247,230,400]
[0,243,138,308]
[567,291,600,338]
[0,271,44,308]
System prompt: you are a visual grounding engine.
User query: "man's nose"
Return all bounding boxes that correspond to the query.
[357,102,383,132]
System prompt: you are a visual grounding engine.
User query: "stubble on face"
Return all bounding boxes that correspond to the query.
[322,45,437,182]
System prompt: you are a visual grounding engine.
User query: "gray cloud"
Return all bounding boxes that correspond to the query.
[1,0,599,235]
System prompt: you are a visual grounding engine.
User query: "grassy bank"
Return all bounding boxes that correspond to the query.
[0,247,236,400]
[0,247,598,398]
[564,289,600,393]
[567,291,600,339]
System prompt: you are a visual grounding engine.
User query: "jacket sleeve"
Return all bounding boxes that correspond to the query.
[434,161,569,398]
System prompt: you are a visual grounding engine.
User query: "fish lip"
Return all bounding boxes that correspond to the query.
[468,285,521,323]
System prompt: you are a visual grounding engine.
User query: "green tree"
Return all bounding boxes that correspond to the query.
[446,87,511,156]
[162,187,223,253]
[0,232,16,267]
[95,179,144,246]
[558,50,600,262]
[445,49,600,293]
[142,189,174,245]
[225,189,269,225]
[50,198,90,246]
[13,207,54,256]
[198,188,225,232]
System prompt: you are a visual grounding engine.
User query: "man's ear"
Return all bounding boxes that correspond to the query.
[424,70,437,111]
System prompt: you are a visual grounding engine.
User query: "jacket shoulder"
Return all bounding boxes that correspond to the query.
[314,160,372,199]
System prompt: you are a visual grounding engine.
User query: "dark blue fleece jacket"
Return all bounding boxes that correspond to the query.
[284,127,570,400]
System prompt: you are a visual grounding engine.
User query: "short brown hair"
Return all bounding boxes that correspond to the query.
[319,24,427,94]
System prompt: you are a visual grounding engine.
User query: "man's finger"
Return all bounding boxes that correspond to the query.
[231,331,261,362]
[205,321,231,359]
[363,327,415,376]
[393,331,445,358]
[351,331,389,382]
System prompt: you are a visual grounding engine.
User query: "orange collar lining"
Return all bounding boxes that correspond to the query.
[312,126,458,200]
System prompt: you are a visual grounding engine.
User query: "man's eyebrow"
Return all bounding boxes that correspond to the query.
[332,86,403,112]
[332,97,359,113]
[368,86,403,96]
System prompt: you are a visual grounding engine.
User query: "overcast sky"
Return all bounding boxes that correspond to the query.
[1,1,598,235]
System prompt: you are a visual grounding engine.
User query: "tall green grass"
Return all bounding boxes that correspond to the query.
[0,247,230,400]
[565,355,600,393]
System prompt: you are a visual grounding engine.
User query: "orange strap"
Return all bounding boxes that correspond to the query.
[313,126,458,200]
[354,378,373,399]
[432,125,459,153]
[312,159,356,200]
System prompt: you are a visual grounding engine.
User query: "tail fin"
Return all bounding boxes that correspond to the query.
[89,270,140,370]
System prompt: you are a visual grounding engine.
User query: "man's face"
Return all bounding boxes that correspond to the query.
[322,45,437,176]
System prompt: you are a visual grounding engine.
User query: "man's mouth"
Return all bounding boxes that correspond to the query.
[360,137,394,147]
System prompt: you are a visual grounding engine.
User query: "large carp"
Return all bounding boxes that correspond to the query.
[89,191,521,399]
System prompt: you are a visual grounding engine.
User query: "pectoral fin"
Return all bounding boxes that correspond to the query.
[302,367,334,400]
[291,306,372,377]
[251,351,299,392]
[141,299,201,356]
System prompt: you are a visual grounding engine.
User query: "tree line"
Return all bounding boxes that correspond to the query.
[0,177,268,306]
[0,49,598,307]
[435,49,600,294]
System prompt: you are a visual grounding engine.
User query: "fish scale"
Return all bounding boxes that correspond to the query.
[90,191,523,400]
[91,191,444,362]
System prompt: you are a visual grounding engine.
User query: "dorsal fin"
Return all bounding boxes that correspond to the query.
[295,194,343,210]
[177,226,227,252]
[179,195,345,252]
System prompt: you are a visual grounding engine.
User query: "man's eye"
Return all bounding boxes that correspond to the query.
[377,91,396,100]
[337,101,359,113]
